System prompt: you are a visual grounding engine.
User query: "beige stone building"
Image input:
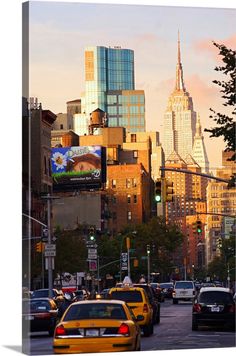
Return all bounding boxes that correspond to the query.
[205,152,236,264]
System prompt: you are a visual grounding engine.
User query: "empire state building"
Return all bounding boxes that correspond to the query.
[162,33,197,160]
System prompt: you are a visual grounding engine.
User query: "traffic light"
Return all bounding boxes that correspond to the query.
[154,179,162,203]
[164,179,174,202]
[126,237,130,250]
[216,237,222,249]
[36,242,43,253]
[192,222,197,234]
[89,227,96,241]
[196,220,202,234]
[133,258,139,267]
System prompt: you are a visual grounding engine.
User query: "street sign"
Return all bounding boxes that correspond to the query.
[88,254,97,259]
[45,244,56,251]
[121,252,128,271]
[88,248,97,254]
[44,250,56,257]
[89,260,97,271]
[86,242,98,248]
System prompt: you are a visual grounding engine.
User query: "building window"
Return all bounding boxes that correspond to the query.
[60,124,63,129]
[133,178,137,187]
[126,179,131,188]
[112,179,116,188]
[133,150,138,158]
[133,195,137,203]
[127,211,132,221]
[127,194,131,203]
[131,134,136,142]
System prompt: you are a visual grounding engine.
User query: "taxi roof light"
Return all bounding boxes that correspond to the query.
[121,276,133,288]
[118,323,130,336]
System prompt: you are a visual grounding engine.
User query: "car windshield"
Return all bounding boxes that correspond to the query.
[199,291,234,304]
[175,282,194,289]
[111,290,143,302]
[63,303,127,321]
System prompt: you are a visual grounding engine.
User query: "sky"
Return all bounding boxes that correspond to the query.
[0,1,235,355]
[27,0,236,169]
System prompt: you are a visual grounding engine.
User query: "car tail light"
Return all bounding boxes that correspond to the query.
[228,305,235,313]
[55,324,66,336]
[193,303,201,313]
[118,323,130,336]
[35,312,51,319]
[143,304,148,313]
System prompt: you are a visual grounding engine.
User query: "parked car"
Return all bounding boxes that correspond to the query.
[192,287,235,331]
[31,288,64,308]
[172,280,195,304]
[109,285,154,336]
[150,283,165,302]
[22,298,58,336]
[133,283,161,323]
[53,299,141,353]
[159,282,174,299]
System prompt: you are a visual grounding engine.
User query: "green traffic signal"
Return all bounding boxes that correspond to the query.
[155,179,162,203]
[196,220,202,234]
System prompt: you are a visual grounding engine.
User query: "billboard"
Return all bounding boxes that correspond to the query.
[51,145,106,189]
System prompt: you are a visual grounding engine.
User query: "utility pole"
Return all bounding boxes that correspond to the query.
[41,194,59,299]
[147,245,150,284]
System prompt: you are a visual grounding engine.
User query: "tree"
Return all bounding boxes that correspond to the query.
[204,42,236,161]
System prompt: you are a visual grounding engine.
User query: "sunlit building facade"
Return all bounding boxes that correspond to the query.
[162,33,197,160]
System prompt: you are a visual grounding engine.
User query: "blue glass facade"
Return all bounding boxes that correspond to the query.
[84,46,145,133]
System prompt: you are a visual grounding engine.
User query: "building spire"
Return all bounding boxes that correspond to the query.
[175,31,186,91]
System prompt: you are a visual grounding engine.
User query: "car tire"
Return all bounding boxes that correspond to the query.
[156,306,160,324]
[143,322,153,337]
[192,317,198,331]
[173,299,178,304]
[135,337,141,351]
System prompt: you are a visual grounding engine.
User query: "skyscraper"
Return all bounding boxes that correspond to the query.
[192,115,210,173]
[162,33,197,159]
[79,46,146,134]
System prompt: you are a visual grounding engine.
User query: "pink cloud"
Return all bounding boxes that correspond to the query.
[185,74,218,108]
[193,35,236,61]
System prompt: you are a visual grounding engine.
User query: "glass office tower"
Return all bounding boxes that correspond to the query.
[83,46,145,133]
[85,46,134,115]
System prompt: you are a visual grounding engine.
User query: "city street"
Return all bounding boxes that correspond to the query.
[26,299,235,355]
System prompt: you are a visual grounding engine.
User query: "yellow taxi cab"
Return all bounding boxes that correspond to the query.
[53,299,141,353]
[109,277,154,336]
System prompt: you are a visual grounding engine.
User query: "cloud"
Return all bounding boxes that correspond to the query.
[193,35,236,61]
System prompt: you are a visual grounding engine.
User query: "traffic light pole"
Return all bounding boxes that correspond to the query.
[46,194,53,299]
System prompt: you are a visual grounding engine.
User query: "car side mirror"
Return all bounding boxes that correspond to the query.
[135,315,144,322]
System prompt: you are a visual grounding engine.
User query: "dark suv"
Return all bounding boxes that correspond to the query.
[133,283,160,324]
[192,287,235,331]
